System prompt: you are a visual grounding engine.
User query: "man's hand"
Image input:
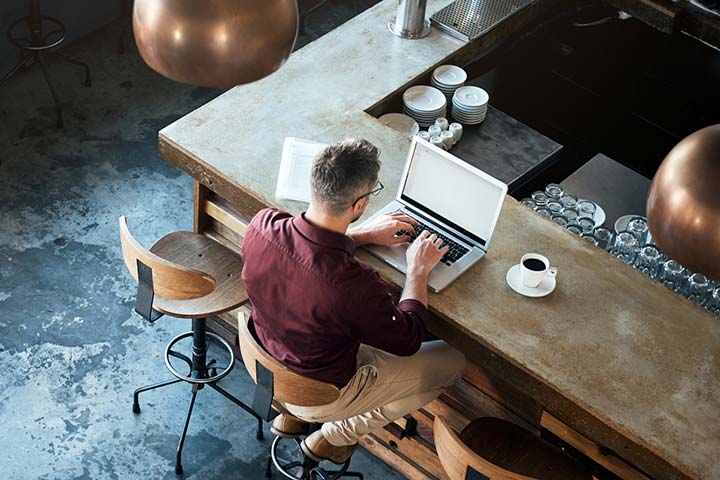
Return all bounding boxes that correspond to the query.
[348,212,420,247]
[405,231,448,278]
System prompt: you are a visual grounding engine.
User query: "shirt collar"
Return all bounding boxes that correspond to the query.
[293,213,356,256]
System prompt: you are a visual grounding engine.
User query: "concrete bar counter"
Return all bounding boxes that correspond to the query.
[157,1,720,479]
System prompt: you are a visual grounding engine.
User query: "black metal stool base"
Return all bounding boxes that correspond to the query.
[268,434,363,480]
[132,318,264,476]
[1,2,92,129]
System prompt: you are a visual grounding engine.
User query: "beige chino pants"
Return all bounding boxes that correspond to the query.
[285,340,466,446]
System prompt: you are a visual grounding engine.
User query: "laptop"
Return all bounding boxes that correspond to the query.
[362,137,507,293]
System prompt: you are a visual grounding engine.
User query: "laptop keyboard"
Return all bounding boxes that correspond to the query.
[398,218,470,266]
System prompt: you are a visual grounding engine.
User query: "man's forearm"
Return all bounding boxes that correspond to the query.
[400,270,429,307]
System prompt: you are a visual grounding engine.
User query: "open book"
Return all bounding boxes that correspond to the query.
[275,137,327,203]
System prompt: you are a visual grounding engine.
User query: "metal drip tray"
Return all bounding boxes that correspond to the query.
[431,0,532,42]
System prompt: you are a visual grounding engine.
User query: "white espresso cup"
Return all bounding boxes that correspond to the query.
[520,253,557,288]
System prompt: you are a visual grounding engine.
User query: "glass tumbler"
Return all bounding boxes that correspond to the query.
[551,214,568,227]
[686,273,713,306]
[545,183,564,199]
[566,223,583,236]
[633,245,662,279]
[707,288,720,316]
[577,200,596,220]
[546,200,563,215]
[627,216,649,244]
[593,227,614,251]
[562,208,579,222]
[581,233,599,246]
[536,207,552,219]
[577,217,595,233]
[561,193,578,210]
[531,191,548,208]
[660,260,687,293]
[611,231,639,265]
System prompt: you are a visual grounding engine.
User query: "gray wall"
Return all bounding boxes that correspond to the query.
[1,0,123,75]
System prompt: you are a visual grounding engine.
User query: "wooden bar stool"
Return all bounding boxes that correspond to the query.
[237,312,364,480]
[434,416,593,480]
[118,216,264,475]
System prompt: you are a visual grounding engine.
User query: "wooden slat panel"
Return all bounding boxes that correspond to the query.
[442,380,539,435]
[362,428,447,480]
[463,362,543,428]
[205,220,244,254]
[205,198,248,237]
[194,181,209,233]
[541,412,651,480]
[361,434,436,480]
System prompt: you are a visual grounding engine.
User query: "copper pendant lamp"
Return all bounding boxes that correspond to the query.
[133,0,298,87]
[647,124,720,280]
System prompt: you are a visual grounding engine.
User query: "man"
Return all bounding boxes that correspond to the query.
[242,138,465,464]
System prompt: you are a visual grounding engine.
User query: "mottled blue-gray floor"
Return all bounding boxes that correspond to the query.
[0,3,402,479]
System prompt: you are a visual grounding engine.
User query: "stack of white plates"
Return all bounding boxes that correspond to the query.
[451,86,489,125]
[402,85,447,128]
[378,113,420,139]
[431,65,466,102]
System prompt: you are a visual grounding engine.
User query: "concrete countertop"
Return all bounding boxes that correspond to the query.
[160,1,720,479]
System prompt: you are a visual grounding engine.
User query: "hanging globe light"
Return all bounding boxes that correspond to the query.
[133,0,298,87]
[647,124,720,280]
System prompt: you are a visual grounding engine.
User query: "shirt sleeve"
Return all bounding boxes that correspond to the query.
[348,271,429,356]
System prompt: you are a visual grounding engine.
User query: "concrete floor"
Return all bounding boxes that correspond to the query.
[0,3,403,479]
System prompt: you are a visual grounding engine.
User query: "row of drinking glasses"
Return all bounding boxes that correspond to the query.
[521,185,720,315]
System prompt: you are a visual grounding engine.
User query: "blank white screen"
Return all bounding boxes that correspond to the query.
[402,143,504,243]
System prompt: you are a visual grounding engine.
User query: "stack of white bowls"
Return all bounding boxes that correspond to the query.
[451,86,489,125]
[431,65,467,102]
[402,85,447,128]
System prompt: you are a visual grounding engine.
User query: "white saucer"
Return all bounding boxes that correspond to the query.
[506,264,556,298]
[433,65,467,86]
[378,113,420,138]
[403,86,447,112]
[453,86,489,108]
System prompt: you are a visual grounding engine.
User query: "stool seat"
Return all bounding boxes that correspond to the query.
[459,417,591,480]
[149,231,247,318]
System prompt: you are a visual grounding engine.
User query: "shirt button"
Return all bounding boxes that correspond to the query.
[392,316,396,321]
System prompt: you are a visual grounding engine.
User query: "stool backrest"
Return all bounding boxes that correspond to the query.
[119,216,216,300]
[434,416,537,480]
[237,311,341,407]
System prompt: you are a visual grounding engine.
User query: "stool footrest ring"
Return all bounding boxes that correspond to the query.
[164,331,235,384]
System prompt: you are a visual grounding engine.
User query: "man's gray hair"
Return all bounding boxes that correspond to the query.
[310,138,381,215]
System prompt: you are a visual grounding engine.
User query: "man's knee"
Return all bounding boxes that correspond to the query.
[444,346,466,386]
[423,342,465,389]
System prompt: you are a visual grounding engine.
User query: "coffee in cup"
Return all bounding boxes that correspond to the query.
[520,253,557,288]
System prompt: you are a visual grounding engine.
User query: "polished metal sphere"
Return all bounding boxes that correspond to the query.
[647,124,720,280]
[133,0,298,87]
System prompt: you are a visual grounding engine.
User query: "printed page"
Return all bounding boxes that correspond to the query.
[276,137,326,203]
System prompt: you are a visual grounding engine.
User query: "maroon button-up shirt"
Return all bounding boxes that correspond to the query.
[241,208,429,388]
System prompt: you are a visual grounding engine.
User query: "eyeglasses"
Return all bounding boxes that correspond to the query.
[352,181,384,205]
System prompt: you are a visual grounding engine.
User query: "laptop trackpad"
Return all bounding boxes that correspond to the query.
[372,243,409,271]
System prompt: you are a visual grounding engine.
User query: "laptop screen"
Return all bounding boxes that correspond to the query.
[400,140,506,247]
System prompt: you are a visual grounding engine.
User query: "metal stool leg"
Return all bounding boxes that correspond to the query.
[0,52,33,83]
[36,51,63,128]
[54,51,91,86]
[133,377,183,413]
[209,382,265,440]
[175,384,199,475]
